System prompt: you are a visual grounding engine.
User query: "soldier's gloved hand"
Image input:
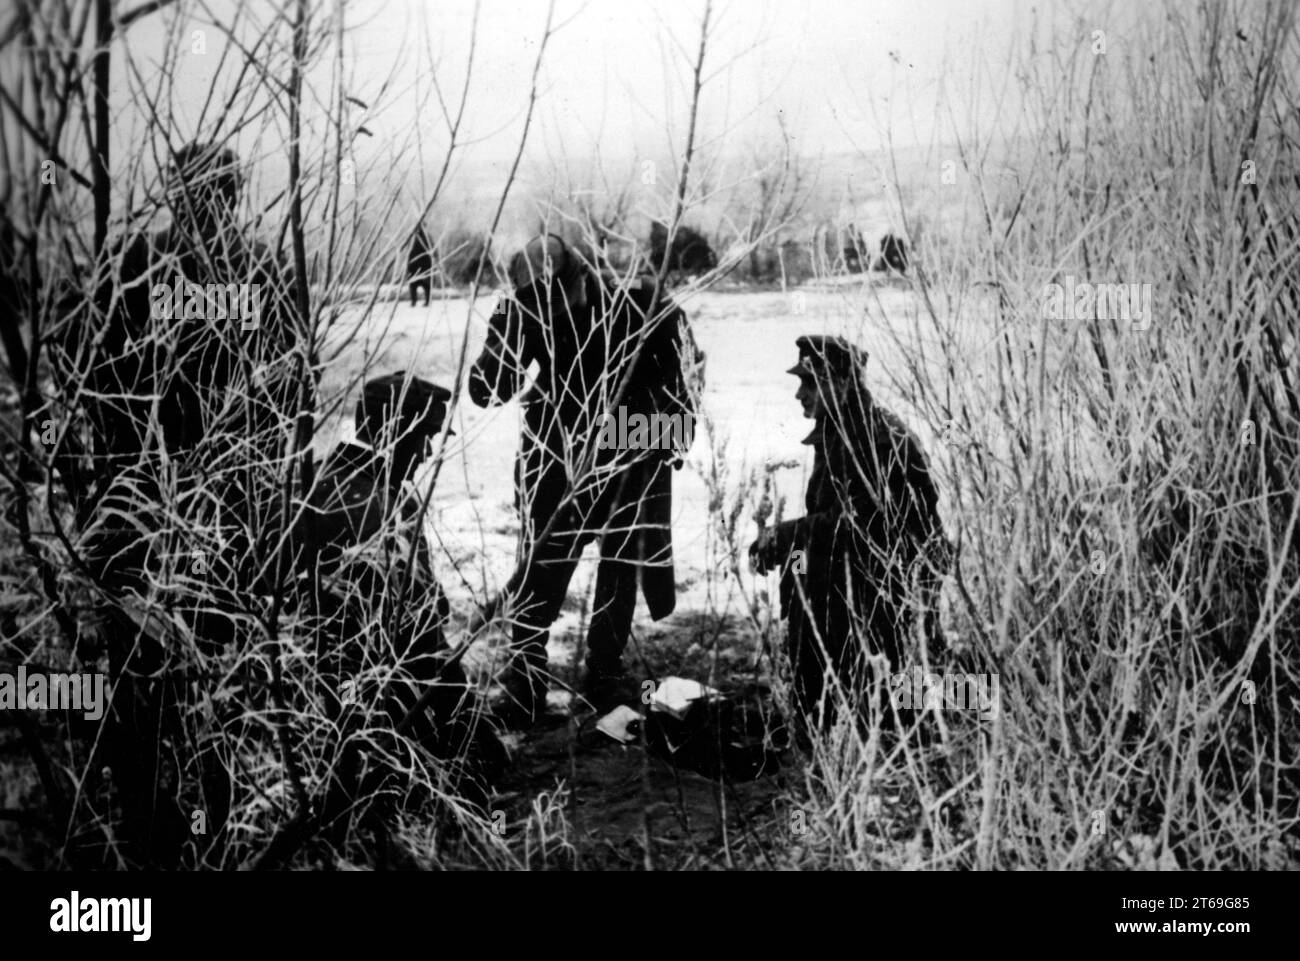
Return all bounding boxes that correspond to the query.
[749,528,780,574]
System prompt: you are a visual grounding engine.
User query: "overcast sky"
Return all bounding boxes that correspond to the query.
[114,0,1105,167]
[336,0,1054,161]
[94,0,1136,234]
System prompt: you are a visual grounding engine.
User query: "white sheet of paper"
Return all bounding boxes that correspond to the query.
[596,705,644,743]
[649,676,719,718]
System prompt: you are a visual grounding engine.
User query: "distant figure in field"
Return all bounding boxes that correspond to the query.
[407,225,433,307]
[649,221,717,278]
[873,232,909,274]
[749,335,948,731]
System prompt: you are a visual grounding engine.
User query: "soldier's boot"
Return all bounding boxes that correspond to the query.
[494,640,549,730]
[579,656,645,715]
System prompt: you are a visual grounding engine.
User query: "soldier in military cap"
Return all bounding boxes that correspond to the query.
[469,233,703,724]
[750,335,949,731]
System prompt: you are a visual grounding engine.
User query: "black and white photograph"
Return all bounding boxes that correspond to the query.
[0,0,1295,915]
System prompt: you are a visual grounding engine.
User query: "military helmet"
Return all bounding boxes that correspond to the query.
[508,233,586,292]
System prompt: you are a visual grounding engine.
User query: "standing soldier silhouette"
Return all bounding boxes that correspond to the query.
[750,336,949,732]
[469,234,703,725]
[71,143,302,483]
[54,142,307,866]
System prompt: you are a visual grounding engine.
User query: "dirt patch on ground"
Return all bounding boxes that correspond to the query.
[493,715,792,869]
[481,609,797,869]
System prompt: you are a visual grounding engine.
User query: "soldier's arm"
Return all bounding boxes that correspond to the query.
[751,512,826,573]
[643,298,704,465]
[757,489,894,573]
[249,243,311,373]
[894,438,945,545]
[899,441,952,572]
[757,428,939,574]
[76,235,158,463]
[278,461,379,584]
[212,244,306,451]
[788,506,891,555]
[468,299,527,407]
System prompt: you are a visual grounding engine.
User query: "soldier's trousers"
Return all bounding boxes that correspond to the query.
[509,529,640,675]
[508,462,665,676]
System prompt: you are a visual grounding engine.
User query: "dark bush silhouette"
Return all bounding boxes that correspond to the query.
[873,232,909,273]
[442,231,493,286]
[649,221,716,277]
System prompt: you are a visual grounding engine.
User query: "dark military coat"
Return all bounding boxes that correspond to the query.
[469,270,700,620]
[766,395,947,709]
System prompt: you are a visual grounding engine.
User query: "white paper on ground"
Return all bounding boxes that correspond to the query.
[596,705,644,743]
[648,676,720,719]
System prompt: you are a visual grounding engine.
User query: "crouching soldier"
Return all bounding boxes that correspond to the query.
[749,336,949,732]
[288,373,505,834]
